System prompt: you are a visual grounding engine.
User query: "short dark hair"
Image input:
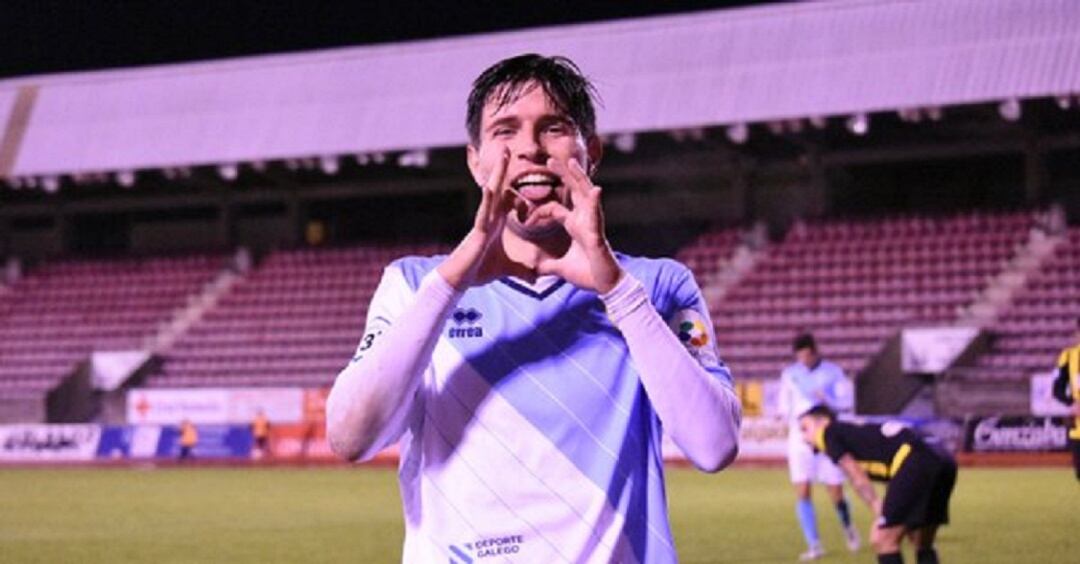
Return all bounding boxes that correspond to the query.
[800,404,836,421]
[792,332,817,352]
[466,54,599,146]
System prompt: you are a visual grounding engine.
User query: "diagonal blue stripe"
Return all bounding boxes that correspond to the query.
[448,545,473,563]
[446,289,673,563]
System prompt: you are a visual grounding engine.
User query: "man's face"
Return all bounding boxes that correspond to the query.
[795,347,818,369]
[467,82,600,240]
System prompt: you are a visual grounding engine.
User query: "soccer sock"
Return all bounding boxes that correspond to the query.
[795,499,821,548]
[834,498,852,528]
[878,552,904,564]
[916,548,939,564]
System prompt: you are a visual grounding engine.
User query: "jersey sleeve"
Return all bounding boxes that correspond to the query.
[327,261,458,461]
[829,365,855,413]
[777,370,793,419]
[348,264,413,365]
[821,424,846,463]
[1053,363,1073,405]
[601,267,741,472]
[664,262,733,388]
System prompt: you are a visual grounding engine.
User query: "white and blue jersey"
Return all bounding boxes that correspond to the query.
[356,253,731,563]
[778,359,853,433]
[778,359,852,485]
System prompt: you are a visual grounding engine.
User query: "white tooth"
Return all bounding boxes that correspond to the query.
[517,173,555,185]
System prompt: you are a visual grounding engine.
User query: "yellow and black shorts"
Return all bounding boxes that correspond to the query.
[881,448,957,529]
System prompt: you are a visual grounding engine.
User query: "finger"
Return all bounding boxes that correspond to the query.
[525,201,571,227]
[484,147,511,190]
[567,158,593,188]
[549,158,594,206]
[546,158,581,196]
[505,186,535,212]
[475,185,495,229]
[484,148,511,224]
[569,159,605,206]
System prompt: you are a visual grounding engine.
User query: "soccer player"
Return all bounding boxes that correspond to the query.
[798,405,957,564]
[326,54,741,563]
[178,419,198,461]
[1051,317,1080,480]
[251,409,271,460]
[777,333,859,560]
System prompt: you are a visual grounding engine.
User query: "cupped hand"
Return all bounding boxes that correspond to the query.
[529,157,623,294]
[437,148,522,289]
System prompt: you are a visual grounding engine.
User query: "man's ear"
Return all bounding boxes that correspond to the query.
[586,135,603,176]
[466,143,485,186]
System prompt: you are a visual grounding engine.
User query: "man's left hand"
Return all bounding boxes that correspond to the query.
[529,157,623,294]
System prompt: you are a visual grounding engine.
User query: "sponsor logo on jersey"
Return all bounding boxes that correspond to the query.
[448,307,484,339]
[450,534,524,562]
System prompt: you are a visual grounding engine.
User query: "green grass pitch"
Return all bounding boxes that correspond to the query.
[1,465,1075,563]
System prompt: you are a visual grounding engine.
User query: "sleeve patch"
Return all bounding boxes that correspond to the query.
[669,308,721,368]
[351,316,391,363]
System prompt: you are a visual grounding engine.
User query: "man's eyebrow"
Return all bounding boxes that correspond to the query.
[538,114,575,127]
[485,116,519,131]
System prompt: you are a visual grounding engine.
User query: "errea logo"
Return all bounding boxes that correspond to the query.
[448,307,484,339]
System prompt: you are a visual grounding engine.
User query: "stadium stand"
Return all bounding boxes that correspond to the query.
[709,210,1036,381]
[0,210,1071,420]
[675,226,743,289]
[0,254,224,399]
[150,243,450,388]
[953,226,1080,380]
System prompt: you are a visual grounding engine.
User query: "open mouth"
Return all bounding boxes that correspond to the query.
[511,172,561,201]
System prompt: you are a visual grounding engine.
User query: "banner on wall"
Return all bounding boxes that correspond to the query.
[97,425,164,459]
[0,424,101,461]
[97,424,252,459]
[126,388,304,425]
[733,380,781,418]
[901,327,979,373]
[963,416,1069,453]
[736,416,788,458]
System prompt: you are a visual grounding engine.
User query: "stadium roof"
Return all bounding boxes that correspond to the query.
[1,0,1079,178]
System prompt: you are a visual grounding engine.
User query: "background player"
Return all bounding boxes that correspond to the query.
[1051,317,1080,480]
[798,405,957,564]
[326,54,741,562]
[251,409,271,460]
[178,419,198,462]
[778,333,859,560]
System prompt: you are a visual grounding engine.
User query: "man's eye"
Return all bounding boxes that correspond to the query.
[544,124,569,135]
[492,128,514,137]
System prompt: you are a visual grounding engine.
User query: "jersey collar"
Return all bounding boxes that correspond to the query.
[498,275,566,300]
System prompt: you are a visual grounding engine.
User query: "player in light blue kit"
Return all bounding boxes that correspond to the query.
[326,54,741,563]
[778,333,860,560]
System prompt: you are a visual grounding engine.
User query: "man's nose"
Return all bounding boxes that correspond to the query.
[513,131,547,162]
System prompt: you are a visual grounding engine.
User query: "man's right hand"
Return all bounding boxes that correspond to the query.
[437,147,517,289]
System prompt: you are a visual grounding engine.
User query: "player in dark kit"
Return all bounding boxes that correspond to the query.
[798,406,957,564]
[1051,317,1080,480]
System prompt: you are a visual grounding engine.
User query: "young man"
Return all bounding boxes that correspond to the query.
[798,405,957,564]
[777,333,859,560]
[1051,317,1080,480]
[326,54,741,563]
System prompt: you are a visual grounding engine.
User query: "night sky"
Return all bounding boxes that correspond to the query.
[1,1,784,79]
